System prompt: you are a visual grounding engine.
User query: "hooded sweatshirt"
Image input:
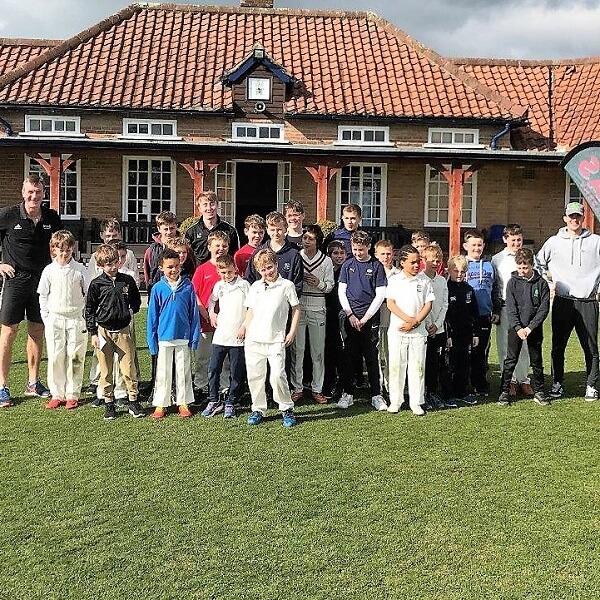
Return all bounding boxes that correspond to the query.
[466,256,502,317]
[536,227,600,299]
[505,270,550,332]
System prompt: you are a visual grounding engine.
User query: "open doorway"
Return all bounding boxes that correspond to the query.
[235,162,278,231]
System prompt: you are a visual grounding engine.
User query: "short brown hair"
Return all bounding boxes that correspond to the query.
[156,211,176,227]
[514,247,534,265]
[350,230,371,247]
[95,244,119,266]
[327,240,345,255]
[244,214,266,230]
[265,211,286,226]
[463,229,484,242]
[23,174,44,189]
[284,200,305,215]
[411,230,430,244]
[503,223,523,237]
[100,218,121,234]
[216,254,235,269]
[207,230,229,246]
[50,230,76,251]
[159,248,180,265]
[253,248,277,270]
[166,236,190,251]
[342,203,362,217]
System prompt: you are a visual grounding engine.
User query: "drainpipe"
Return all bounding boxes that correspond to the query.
[0,116,13,137]
[490,122,511,149]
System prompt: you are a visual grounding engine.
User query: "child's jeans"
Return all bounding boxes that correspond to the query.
[209,345,245,405]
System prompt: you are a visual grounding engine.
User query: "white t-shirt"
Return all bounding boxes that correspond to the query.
[491,248,516,300]
[245,276,299,344]
[209,276,251,347]
[386,271,434,337]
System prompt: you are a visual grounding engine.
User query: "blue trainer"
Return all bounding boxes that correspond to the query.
[224,404,235,418]
[24,380,50,398]
[281,409,297,428]
[247,410,263,426]
[201,401,223,417]
[0,387,12,408]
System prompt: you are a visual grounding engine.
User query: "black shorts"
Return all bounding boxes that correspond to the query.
[0,271,43,325]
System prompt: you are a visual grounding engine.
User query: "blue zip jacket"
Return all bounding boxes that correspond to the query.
[146,276,200,356]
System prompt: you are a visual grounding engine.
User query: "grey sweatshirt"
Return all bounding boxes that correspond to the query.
[536,227,600,299]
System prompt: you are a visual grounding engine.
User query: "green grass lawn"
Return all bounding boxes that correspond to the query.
[0,313,599,599]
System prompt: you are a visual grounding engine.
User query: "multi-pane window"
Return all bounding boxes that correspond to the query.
[566,173,584,205]
[425,165,477,227]
[215,162,236,225]
[231,123,284,142]
[427,128,479,146]
[25,154,80,218]
[123,119,177,138]
[124,158,175,224]
[277,162,291,212]
[338,164,386,226]
[337,126,389,145]
[25,115,80,135]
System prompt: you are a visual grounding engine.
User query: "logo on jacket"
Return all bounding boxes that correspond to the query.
[13,224,22,230]
[283,262,291,272]
[43,224,51,230]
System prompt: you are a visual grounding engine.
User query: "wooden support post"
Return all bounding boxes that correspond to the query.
[305,164,341,222]
[437,163,478,257]
[583,200,596,232]
[29,153,78,212]
[179,159,220,216]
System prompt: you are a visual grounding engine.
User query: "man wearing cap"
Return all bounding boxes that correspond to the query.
[537,201,600,400]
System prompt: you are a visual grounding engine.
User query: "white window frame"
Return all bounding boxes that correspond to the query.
[230,122,286,143]
[122,118,180,139]
[425,128,483,148]
[25,154,81,219]
[336,163,387,227]
[424,164,477,228]
[215,162,236,225]
[22,115,83,137]
[335,125,392,146]
[122,156,177,223]
[565,173,584,206]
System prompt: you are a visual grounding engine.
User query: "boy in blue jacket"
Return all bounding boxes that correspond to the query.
[147,248,200,419]
[463,229,502,399]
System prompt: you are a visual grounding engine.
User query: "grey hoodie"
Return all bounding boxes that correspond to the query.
[536,227,600,299]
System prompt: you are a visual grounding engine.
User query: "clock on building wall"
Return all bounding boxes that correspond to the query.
[247,77,271,101]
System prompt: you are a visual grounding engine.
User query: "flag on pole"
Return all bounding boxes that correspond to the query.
[562,141,600,220]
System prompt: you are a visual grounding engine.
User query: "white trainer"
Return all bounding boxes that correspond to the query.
[411,406,426,416]
[336,393,354,409]
[371,394,387,411]
[386,403,400,414]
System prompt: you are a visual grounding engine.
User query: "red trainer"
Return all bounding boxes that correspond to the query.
[520,382,534,396]
[45,398,63,409]
[65,399,79,410]
[152,407,166,420]
[178,404,192,418]
[312,391,328,404]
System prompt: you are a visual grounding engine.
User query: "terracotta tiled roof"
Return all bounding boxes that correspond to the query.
[0,39,60,76]
[456,57,600,150]
[0,3,525,122]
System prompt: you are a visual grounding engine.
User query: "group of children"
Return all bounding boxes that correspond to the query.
[33,191,554,426]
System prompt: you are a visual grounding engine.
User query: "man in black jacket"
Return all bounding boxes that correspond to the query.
[498,248,550,406]
[0,175,62,407]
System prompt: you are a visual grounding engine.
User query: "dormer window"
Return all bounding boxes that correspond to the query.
[231,122,286,143]
[122,119,178,138]
[336,126,391,146]
[24,115,81,136]
[426,128,482,147]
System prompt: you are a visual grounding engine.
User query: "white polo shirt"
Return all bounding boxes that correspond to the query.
[245,276,299,344]
[210,276,251,347]
[386,271,434,337]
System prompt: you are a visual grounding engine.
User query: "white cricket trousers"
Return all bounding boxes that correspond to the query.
[45,314,87,400]
[245,341,293,414]
[496,306,530,383]
[290,307,326,393]
[152,344,194,408]
[388,333,427,411]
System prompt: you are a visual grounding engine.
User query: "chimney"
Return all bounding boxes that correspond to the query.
[240,0,274,7]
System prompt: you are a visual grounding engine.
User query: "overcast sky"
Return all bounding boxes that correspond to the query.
[0,0,598,59]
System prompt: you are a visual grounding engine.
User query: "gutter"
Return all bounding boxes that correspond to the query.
[490,123,511,150]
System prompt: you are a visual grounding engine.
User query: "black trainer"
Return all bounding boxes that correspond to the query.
[90,397,104,408]
[104,402,116,421]
[128,401,145,418]
[497,391,511,406]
